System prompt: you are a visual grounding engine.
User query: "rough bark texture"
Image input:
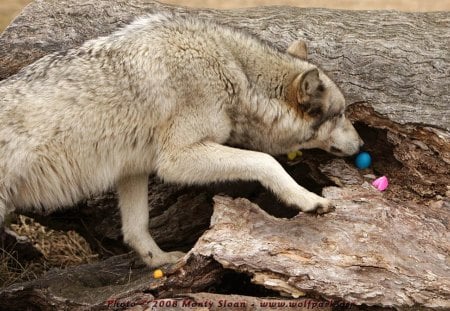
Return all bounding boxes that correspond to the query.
[0,1,449,310]
[192,186,449,309]
[0,0,448,131]
[0,253,225,311]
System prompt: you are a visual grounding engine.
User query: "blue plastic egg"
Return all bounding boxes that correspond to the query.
[355,152,372,169]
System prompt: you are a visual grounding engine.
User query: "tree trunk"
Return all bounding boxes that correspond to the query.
[1,0,449,132]
[0,1,448,310]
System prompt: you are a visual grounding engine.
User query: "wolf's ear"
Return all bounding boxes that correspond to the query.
[287,40,308,60]
[299,68,321,96]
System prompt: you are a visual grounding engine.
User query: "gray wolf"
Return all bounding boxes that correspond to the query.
[0,13,363,267]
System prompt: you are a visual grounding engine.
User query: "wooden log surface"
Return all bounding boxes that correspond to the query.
[0,1,449,310]
[0,0,448,132]
[0,250,330,311]
[191,185,449,308]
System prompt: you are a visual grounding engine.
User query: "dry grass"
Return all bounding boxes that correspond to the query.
[1,215,98,288]
[11,216,98,266]
[0,247,41,288]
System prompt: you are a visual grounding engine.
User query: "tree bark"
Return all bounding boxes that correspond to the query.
[191,185,449,309]
[0,1,449,310]
[0,0,448,131]
[0,252,329,311]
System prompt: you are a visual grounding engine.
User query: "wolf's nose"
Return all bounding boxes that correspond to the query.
[353,138,364,154]
[359,138,365,149]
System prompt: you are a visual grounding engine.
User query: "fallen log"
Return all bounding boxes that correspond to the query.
[190,184,449,308]
[1,0,448,132]
[0,1,449,310]
[2,176,447,310]
[0,251,330,311]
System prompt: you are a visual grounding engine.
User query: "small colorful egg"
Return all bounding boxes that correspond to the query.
[355,152,372,169]
[287,150,303,161]
[372,176,389,191]
[153,269,164,279]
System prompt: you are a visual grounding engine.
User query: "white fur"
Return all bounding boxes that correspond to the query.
[0,13,362,267]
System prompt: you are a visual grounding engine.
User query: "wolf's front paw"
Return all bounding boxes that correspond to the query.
[313,198,335,214]
[289,191,335,215]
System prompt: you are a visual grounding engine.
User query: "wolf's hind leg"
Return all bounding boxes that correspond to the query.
[0,191,12,239]
[0,185,10,227]
[117,174,185,267]
[0,199,6,227]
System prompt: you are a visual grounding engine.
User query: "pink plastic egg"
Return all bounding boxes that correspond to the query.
[372,176,389,191]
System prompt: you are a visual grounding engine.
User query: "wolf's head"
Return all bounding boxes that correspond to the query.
[283,41,363,157]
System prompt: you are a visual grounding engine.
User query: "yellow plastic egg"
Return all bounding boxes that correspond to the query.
[287,150,302,161]
[153,269,164,279]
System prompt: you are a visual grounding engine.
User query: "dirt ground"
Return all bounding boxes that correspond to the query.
[1,0,450,31]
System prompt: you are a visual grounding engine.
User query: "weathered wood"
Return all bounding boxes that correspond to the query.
[0,0,448,131]
[0,248,339,311]
[0,252,332,311]
[189,187,449,309]
[0,252,222,310]
[0,253,150,310]
[1,1,449,310]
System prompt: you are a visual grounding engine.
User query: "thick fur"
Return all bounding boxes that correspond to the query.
[0,13,362,267]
